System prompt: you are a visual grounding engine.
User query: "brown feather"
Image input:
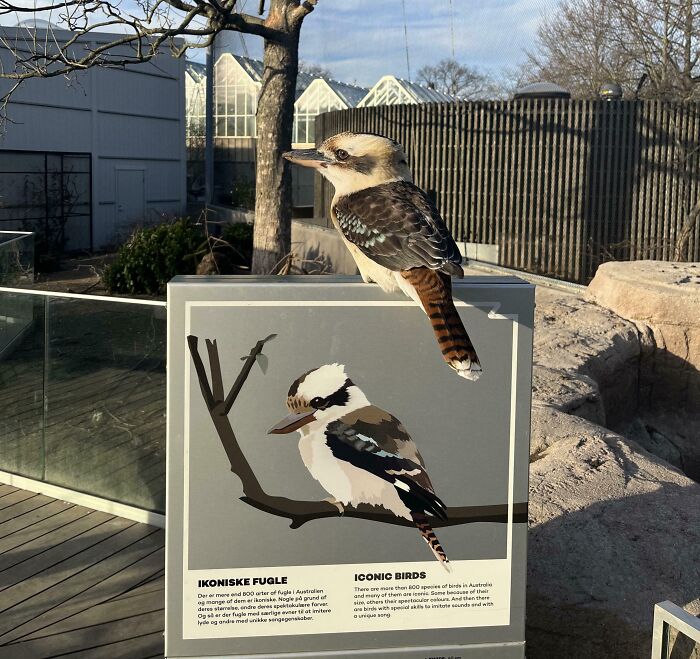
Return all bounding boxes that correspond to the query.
[400,267,481,379]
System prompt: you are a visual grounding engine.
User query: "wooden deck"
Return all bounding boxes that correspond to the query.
[0,484,165,658]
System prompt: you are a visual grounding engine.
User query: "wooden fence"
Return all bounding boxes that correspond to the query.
[314,100,700,283]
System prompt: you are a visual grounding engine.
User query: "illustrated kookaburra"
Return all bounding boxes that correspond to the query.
[269,363,449,564]
[283,132,481,381]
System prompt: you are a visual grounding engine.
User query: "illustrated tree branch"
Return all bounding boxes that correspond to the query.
[186,334,528,530]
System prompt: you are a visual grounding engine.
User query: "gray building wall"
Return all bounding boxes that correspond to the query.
[0,28,186,250]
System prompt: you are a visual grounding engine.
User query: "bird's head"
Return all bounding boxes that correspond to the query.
[268,363,368,434]
[283,132,412,195]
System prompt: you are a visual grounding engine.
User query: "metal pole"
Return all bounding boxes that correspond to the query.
[204,39,215,208]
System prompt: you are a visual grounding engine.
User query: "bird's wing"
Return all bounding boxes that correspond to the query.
[332,180,463,276]
[324,410,447,520]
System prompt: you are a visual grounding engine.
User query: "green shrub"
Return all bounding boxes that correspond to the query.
[103,219,204,295]
[228,180,256,210]
[221,222,254,267]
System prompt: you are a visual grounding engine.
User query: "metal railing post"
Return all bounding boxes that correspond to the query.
[651,601,700,659]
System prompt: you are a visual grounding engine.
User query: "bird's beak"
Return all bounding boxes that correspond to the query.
[268,411,317,434]
[282,149,332,169]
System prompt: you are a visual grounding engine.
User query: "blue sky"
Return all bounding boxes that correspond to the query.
[2,0,553,87]
[218,0,552,87]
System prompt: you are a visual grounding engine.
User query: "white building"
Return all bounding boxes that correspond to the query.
[185,55,368,210]
[293,78,368,146]
[357,75,454,107]
[0,27,187,251]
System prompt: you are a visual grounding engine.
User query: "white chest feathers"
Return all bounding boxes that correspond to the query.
[297,431,411,520]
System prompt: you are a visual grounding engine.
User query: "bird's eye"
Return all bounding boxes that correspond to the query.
[335,149,349,161]
[310,396,323,408]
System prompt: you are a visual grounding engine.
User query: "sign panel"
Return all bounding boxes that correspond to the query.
[166,276,533,658]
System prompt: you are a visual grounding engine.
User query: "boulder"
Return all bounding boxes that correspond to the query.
[527,409,700,659]
[527,283,700,658]
[587,260,700,412]
[534,288,644,427]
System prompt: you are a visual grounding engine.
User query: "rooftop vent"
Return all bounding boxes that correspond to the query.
[513,82,571,100]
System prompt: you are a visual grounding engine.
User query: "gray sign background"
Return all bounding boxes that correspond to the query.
[166,276,533,659]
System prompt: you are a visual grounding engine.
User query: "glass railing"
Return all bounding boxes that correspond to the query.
[0,232,34,287]
[0,283,167,513]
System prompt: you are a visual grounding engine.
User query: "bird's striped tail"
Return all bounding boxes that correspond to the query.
[412,512,449,565]
[400,267,481,380]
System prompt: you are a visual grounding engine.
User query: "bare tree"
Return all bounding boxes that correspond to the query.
[0,0,320,274]
[523,0,700,100]
[299,60,332,79]
[522,0,635,98]
[613,0,700,100]
[417,58,501,100]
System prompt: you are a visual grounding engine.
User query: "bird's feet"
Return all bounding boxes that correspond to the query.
[324,497,345,516]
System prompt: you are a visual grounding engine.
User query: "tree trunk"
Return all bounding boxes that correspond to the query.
[251,28,299,274]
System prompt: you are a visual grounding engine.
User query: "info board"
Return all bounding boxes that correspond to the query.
[166,275,533,658]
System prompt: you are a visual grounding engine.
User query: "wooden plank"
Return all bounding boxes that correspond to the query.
[511,100,526,270]
[0,490,39,513]
[629,102,643,259]
[689,105,700,260]
[0,499,73,540]
[522,99,535,272]
[502,102,515,267]
[0,516,136,596]
[664,104,678,259]
[0,486,19,498]
[553,99,568,277]
[0,610,164,658]
[0,509,110,568]
[617,102,635,260]
[573,101,588,282]
[455,103,467,242]
[40,630,165,659]
[19,584,163,641]
[474,102,485,245]
[492,102,505,261]
[0,543,164,644]
[110,569,164,601]
[645,101,660,259]
[538,98,549,273]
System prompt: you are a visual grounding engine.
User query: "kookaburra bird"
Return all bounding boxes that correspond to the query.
[269,363,449,564]
[283,132,481,380]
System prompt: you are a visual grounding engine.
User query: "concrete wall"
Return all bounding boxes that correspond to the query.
[202,206,359,275]
[0,28,187,250]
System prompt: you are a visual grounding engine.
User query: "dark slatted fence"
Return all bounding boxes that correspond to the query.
[314,100,700,283]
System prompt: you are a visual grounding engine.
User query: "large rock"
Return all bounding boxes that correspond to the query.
[527,283,700,658]
[587,260,700,412]
[533,288,644,427]
[527,408,700,659]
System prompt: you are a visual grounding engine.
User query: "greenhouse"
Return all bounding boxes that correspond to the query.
[186,54,317,141]
[293,78,367,146]
[186,63,451,143]
[185,61,206,138]
[357,74,453,107]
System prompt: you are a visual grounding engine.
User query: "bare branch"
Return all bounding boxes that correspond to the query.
[187,334,528,531]
[295,0,318,19]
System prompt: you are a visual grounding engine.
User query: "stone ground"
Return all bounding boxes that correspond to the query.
[26,255,114,295]
[527,280,700,659]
